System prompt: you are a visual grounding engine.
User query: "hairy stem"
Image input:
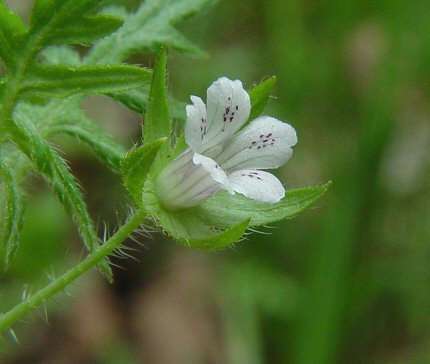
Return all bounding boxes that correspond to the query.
[0,210,145,333]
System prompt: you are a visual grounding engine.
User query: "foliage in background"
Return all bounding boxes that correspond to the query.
[0,0,327,344]
[2,0,428,363]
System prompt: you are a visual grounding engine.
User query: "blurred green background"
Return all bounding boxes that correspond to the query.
[2,0,430,363]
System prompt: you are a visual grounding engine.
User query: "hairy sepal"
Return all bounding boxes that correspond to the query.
[121,138,167,207]
[142,47,170,144]
[201,182,332,227]
[142,178,250,250]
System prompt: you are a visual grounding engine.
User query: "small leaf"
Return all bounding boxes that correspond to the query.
[0,160,26,272]
[200,182,332,227]
[0,1,27,67]
[248,76,277,122]
[19,65,151,98]
[121,138,167,206]
[143,47,171,143]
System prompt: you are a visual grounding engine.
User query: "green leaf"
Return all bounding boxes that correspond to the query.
[200,182,332,227]
[10,122,113,280]
[143,48,171,143]
[0,160,26,272]
[51,115,126,172]
[0,1,27,67]
[248,76,277,122]
[45,15,124,45]
[15,100,126,171]
[88,0,217,64]
[31,0,100,31]
[30,0,123,50]
[121,138,167,206]
[19,65,151,98]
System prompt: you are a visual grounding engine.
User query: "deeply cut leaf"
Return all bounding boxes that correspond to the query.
[20,65,151,98]
[88,0,217,64]
[121,138,167,206]
[10,121,113,280]
[0,160,26,272]
[15,100,126,171]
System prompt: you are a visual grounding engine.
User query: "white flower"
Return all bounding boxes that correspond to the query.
[155,77,297,210]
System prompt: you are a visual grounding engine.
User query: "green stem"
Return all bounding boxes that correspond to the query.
[0,210,145,333]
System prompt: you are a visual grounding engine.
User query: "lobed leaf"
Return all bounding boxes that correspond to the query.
[0,160,26,272]
[143,48,171,143]
[248,76,277,122]
[121,138,167,206]
[19,65,151,98]
[0,1,27,68]
[9,121,112,280]
[88,0,217,64]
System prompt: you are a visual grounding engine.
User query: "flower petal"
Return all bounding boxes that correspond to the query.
[216,116,297,171]
[201,77,251,154]
[228,170,285,203]
[185,96,207,151]
[192,152,230,190]
[155,149,222,210]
